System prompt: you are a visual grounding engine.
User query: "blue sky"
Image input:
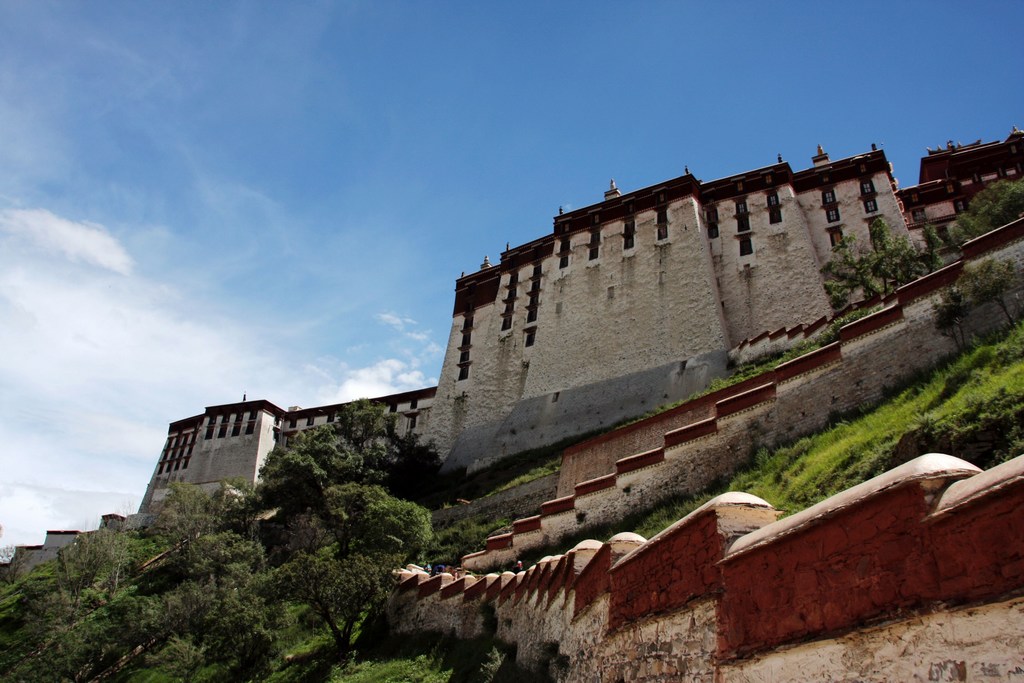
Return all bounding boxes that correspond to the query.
[1,1,1022,547]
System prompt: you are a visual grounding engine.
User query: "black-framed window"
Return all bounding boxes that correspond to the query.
[588,229,600,260]
[527,308,537,323]
[863,198,878,213]
[736,200,748,214]
[623,220,635,249]
[525,330,536,347]
[739,237,753,256]
[766,192,779,207]
[458,365,470,381]
[459,350,470,363]
[708,223,719,238]
[829,228,844,247]
[826,207,841,223]
[559,255,569,268]
[860,179,875,195]
[822,189,836,205]
[737,215,750,232]
[769,207,782,224]
[501,317,512,331]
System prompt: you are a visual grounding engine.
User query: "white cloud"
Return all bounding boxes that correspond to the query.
[0,208,134,275]
[375,311,417,332]
[0,208,281,546]
[324,358,430,403]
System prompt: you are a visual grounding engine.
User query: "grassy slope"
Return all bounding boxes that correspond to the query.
[515,318,1024,565]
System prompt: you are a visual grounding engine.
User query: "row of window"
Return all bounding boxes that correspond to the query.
[204,410,260,439]
[157,457,189,474]
[574,213,668,264]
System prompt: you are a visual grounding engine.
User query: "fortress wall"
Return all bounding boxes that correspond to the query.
[461,217,1024,571]
[462,352,728,474]
[524,198,728,398]
[432,195,737,472]
[387,453,1024,681]
[711,183,834,347]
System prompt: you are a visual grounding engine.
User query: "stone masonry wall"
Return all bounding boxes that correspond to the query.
[387,452,1024,681]
[501,216,1024,558]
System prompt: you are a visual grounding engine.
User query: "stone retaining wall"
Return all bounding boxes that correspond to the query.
[387,453,1024,681]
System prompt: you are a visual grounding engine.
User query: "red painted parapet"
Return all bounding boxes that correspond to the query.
[608,493,778,632]
[803,315,828,338]
[441,576,475,600]
[961,215,1024,260]
[572,544,612,619]
[774,342,841,382]
[615,447,665,475]
[513,515,542,534]
[838,304,904,342]
[664,417,717,448]
[715,383,776,418]
[575,473,617,497]
[418,573,454,598]
[896,261,964,306]
[463,574,494,601]
[926,454,1024,604]
[485,533,513,551]
[391,455,1024,675]
[717,454,981,659]
[540,495,575,516]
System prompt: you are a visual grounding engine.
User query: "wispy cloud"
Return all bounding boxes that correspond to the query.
[0,208,134,275]
[302,311,442,406]
[375,311,418,332]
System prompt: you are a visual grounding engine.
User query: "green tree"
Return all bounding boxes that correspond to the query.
[822,218,935,309]
[954,177,1024,245]
[959,258,1018,325]
[259,399,440,515]
[934,285,968,351]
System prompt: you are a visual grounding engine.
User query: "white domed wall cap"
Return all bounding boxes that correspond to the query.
[485,573,501,580]
[610,493,778,570]
[699,491,774,510]
[572,539,604,552]
[607,532,647,556]
[935,452,1024,515]
[397,570,415,581]
[539,556,554,565]
[406,564,425,572]
[500,571,517,578]
[727,453,980,559]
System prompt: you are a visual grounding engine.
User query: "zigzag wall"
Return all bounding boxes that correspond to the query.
[387,453,1024,681]
[459,217,1024,571]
